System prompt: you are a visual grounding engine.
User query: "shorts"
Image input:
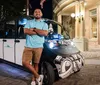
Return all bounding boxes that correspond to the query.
[22,47,43,64]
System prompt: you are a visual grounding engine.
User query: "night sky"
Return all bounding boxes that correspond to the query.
[29,0,52,19]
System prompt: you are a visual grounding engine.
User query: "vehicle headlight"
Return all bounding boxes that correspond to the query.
[49,42,54,48]
[71,41,74,46]
[70,41,76,47]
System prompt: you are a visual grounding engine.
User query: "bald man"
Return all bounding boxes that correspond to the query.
[22,8,48,85]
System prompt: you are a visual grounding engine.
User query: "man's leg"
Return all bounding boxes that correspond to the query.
[34,63,39,72]
[22,62,39,79]
[33,48,43,85]
[33,48,43,73]
[22,47,40,81]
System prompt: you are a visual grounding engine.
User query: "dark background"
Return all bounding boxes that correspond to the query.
[29,0,53,19]
[0,0,53,21]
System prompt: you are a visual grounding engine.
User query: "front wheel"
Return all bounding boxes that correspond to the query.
[41,62,55,85]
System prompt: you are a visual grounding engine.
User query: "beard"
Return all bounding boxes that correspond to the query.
[34,15,42,19]
[35,17,41,19]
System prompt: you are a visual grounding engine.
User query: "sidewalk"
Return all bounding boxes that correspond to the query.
[0,62,32,85]
[81,48,100,64]
[82,48,100,59]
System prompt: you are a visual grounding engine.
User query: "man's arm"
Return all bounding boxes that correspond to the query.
[24,28,37,35]
[34,28,48,36]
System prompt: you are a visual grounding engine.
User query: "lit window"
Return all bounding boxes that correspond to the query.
[90,9,97,38]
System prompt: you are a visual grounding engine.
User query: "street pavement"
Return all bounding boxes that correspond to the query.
[53,64,100,85]
[0,49,100,85]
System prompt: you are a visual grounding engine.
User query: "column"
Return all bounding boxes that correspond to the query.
[98,5,100,44]
[75,2,80,38]
[73,1,88,51]
[26,0,29,15]
[80,2,85,38]
[57,15,62,34]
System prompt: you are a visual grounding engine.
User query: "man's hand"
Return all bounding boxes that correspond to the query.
[32,28,36,31]
[24,28,37,35]
[33,28,48,36]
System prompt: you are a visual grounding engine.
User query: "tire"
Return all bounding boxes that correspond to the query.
[41,62,55,85]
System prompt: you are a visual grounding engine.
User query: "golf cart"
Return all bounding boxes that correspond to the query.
[38,19,84,85]
[0,16,84,85]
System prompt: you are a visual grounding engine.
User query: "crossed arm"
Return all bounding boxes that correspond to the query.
[24,28,48,36]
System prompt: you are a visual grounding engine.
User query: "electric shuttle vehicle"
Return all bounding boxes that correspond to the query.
[0,16,84,85]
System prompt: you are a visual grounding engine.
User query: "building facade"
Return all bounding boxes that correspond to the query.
[53,0,100,51]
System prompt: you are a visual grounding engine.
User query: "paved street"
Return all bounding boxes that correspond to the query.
[1,62,100,85]
[0,49,100,85]
[53,64,100,85]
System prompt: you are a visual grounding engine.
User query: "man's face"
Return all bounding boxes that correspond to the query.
[33,9,43,19]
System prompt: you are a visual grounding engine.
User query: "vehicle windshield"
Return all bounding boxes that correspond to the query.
[44,19,70,40]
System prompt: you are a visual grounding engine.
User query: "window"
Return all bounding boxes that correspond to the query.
[4,24,16,39]
[0,29,4,38]
[90,9,97,38]
[0,22,5,38]
[4,20,26,39]
[17,25,26,39]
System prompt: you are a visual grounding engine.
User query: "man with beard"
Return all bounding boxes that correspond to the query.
[22,8,48,85]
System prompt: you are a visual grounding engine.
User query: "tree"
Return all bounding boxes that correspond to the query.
[0,0,26,21]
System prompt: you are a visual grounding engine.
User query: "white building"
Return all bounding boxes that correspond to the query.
[53,0,100,51]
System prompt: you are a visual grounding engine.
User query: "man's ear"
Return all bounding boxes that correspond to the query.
[41,11,43,17]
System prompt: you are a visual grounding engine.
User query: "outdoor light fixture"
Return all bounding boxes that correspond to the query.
[71,12,83,22]
[78,0,87,6]
[84,1,87,6]
[71,13,75,18]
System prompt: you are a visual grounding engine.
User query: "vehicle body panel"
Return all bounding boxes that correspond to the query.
[15,39,25,65]
[0,39,3,59]
[3,39,15,63]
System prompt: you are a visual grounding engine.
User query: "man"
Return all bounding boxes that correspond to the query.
[22,8,48,85]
